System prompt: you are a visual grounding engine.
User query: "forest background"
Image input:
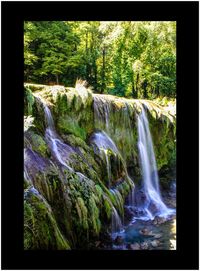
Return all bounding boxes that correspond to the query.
[24,21,176,99]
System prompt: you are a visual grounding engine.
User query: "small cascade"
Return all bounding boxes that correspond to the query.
[43,103,55,130]
[40,100,74,172]
[93,95,112,132]
[90,130,136,237]
[90,130,134,180]
[135,107,174,220]
[45,127,74,172]
[91,130,119,154]
[104,150,111,187]
[90,131,119,188]
[24,166,32,185]
[128,187,135,207]
[111,206,123,236]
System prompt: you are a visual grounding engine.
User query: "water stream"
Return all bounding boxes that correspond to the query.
[92,104,176,249]
[135,108,174,220]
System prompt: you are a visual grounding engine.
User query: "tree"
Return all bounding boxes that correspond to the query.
[24,21,176,98]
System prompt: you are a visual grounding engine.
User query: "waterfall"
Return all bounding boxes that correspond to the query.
[136,107,174,219]
[111,206,123,235]
[90,131,125,234]
[38,99,74,173]
[90,131,119,188]
[43,104,55,130]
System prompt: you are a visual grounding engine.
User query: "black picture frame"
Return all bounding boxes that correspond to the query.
[1,1,199,270]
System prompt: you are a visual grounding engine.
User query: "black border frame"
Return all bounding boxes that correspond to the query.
[1,1,199,270]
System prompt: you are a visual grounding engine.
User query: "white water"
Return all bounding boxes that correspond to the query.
[111,206,124,235]
[137,108,174,220]
[41,101,74,172]
[104,150,111,187]
[90,131,119,188]
[91,131,127,234]
[91,131,119,154]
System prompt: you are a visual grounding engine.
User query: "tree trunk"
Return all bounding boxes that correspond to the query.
[142,80,148,98]
[85,32,90,82]
[101,46,106,93]
[132,74,137,98]
[132,84,137,98]
[135,73,139,97]
[56,74,59,85]
[94,61,98,91]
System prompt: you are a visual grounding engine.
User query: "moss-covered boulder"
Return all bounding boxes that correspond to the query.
[24,187,70,250]
[24,130,49,157]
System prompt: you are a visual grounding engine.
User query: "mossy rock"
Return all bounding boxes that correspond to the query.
[57,115,87,140]
[24,187,70,250]
[24,86,35,116]
[24,131,49,157]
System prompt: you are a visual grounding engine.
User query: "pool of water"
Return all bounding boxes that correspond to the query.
[111,216,176,250]
[111,186,176,250]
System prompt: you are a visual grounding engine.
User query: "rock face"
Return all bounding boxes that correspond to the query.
[24,83,176,249]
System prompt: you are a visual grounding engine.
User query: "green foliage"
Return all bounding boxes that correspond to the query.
[24,21,176,99]
[25,87,35,115]
[103,195,112,219]
[57,116,87,140]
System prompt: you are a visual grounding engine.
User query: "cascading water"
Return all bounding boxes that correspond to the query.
[90,131,118,188]
[43,103,74,172]
[111,206,123,235]
[136,107,174,220]
[41,100,95,183]
[90,131,124,234]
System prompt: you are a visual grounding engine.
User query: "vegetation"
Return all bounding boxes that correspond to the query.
[24,21,176,250]
[24,21,176,98]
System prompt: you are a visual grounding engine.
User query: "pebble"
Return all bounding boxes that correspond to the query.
[128,243,140,250]
[139,228,154,236]
[153,233,162,239]
[95,241,101,247]
[140,242,148,250]
[114,236,124,245]
[151,240,160,247]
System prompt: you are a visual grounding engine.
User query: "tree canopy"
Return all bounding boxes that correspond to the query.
[24,21,176,99]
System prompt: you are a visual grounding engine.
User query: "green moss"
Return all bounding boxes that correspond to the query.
[75,197,88,230]
[24,189,70,250]
[88,195,101,234]
[103,196,112,219]
[24,87,35,115]
[24,131,49,157]
[57,116,87,140]
[62,134,88,150]
[95,184,103,199]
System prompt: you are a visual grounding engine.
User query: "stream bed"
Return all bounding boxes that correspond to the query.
[112,216,176,250]
[97,181,176,250]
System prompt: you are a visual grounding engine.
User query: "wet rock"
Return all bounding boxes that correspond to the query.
[153,233,162,239]
[149,202,159,214]
[124,206,134,221]
[95,241,101,247]
[151,240,160,248]
[140,242,149,250]
[135,190,148,206]
[153,216,166,225]
[114,236,124,245]
[127,243,140,250]
[139,228,154,236]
